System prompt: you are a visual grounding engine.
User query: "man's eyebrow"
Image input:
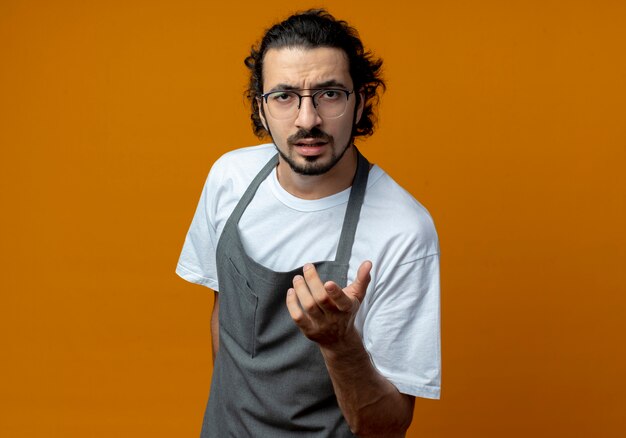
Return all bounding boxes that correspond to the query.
[266,80,350,93]
[267,84,299,92]
[314,80,349,89]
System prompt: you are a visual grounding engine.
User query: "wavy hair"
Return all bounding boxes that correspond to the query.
[244,9,385,138]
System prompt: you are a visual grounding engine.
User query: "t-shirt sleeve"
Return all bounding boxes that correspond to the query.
[176,173,220,291]
[361,254,441,399]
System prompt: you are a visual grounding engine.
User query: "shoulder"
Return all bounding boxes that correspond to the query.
[360,166,439,263]
[213,143,277,168]
[210,143,277,180]
[205,143,277,197]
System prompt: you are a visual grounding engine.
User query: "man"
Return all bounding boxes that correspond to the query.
[177,9,440,437]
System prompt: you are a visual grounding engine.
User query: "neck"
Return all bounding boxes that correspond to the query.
[276,146,358,200]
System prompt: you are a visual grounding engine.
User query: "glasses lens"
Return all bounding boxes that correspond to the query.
[265,91,299,119]
[314,89,349,118]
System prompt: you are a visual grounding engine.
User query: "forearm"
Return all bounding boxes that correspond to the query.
[320,329,414,437]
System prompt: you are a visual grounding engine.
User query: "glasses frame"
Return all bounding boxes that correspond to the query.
[260,88,354,119]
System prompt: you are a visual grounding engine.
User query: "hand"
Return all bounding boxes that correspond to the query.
[286,261,372,347]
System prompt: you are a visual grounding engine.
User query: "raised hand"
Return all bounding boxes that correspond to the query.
[286,261,372,346]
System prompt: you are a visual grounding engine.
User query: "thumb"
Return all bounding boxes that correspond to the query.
[347,260,372,302]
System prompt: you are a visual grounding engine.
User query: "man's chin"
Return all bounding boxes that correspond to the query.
[289,157,334,176]
[277,150,331,176]
[303,154,323,163]
[275,140,352,177]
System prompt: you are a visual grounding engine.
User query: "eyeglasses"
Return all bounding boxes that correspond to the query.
[260,88,354,120]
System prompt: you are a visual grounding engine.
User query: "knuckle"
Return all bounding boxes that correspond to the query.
[303,301,319,314]
[316,293,332,307]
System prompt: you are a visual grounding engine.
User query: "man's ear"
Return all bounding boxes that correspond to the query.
[355,90,365,125]
[257,97,269,131]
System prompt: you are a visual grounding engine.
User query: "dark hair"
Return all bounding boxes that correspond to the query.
[244,9,385,138]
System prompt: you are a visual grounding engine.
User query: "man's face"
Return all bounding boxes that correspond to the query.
[259,47,363,176]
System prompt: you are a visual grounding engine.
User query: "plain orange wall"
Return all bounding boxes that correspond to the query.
[1,1,625,437]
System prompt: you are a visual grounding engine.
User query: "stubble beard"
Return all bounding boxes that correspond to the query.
[268,122,354,176]
[277,136,352,176]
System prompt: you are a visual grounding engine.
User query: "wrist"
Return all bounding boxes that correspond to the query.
[319,327,367,362]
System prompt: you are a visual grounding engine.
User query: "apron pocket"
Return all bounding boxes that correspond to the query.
[218,258,258,358]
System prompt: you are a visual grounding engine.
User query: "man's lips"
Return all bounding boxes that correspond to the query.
[291,139,328,156]
[292,139,327,146]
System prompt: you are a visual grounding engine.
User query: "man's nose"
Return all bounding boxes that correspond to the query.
[295,96,323,130]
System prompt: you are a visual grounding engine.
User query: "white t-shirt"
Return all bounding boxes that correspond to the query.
[177,143,441,399]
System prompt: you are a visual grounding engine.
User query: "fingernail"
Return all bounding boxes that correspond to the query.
[303,263,313,272]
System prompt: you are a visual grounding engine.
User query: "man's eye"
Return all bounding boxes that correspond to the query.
[319,90,341,100]
[271,92,294,102]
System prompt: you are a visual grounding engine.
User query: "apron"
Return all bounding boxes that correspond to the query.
[201,149,370,437]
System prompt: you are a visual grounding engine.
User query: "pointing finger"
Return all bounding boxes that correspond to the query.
[292,274,322,318]
[303,263,336,311]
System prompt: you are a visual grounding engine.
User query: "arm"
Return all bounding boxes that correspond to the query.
[321,332,415,437]
[286,262,414,437]
[211,291,219,363]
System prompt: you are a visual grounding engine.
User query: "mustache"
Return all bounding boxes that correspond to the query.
[287,128,332,144]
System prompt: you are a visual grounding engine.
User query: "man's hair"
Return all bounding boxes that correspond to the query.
[245,9,385,138]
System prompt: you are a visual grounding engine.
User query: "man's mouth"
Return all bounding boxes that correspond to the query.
[291,139,328,156]
[293,139,327,147]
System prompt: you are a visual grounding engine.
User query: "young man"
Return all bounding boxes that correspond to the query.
[177,9,440,437]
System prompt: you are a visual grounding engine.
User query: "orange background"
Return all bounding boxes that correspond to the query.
[1,1,625,437]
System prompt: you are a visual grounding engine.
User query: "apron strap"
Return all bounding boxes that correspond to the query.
[226,153,279,226]
[334,148,370,264]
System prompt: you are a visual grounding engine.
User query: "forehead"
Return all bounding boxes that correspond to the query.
[262,47,352,90]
